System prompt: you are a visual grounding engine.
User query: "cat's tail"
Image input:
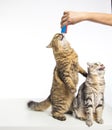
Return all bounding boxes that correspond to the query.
[27,96,51,111]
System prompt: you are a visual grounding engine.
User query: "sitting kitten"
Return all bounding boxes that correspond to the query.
[73,62,105,126]
[27,33,87,121]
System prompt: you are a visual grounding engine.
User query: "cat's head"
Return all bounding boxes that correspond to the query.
[87,62,105,75]
[46,33,70,52]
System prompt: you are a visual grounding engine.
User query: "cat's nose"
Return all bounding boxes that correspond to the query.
[100,64,104,67]
[100,64,105,69]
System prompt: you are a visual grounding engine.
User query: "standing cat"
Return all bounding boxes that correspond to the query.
[27,33,87,121]
[73,62,105,126]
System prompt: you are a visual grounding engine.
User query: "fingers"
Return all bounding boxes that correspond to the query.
[61,11,69,27]
[61,16,68,27]
[63,11,69,15]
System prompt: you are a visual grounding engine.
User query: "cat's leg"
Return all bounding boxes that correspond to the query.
[52,112,66,121]
[66,102,75,115]
[85,96,94,127]
[85,107,93,127]
[58,69,76,93]
[51,99,72,121]
[52,105,66,121]
[72,97,86,120]
[95,105,104,124]
[78,65,87,77]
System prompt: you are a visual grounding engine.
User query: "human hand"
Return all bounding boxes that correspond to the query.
[60,11,87,27]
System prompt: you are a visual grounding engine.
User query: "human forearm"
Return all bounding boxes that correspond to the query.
[85,12,112,26]
[61,11,112,26]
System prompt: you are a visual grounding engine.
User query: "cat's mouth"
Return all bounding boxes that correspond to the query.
[60,34,64,41]
[99,65,105,71]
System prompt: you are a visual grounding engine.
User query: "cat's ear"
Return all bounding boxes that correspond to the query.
[46,42,52,48]
[87,62,91,66]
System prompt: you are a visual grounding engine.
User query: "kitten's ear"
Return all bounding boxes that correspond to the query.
[87,62,91,66]
[46,42,52,48]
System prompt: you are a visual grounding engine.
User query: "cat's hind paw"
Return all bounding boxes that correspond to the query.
[53,115,66,121]
[52,113,66,121]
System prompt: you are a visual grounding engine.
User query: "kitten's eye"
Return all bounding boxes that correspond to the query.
[94,63,98,65]
[91,65,94,68]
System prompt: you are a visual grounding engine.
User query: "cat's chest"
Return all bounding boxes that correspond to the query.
[70,62,78,72]
[92,91,103,111]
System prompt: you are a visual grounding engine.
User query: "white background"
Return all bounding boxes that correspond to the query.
[0,0,112,106]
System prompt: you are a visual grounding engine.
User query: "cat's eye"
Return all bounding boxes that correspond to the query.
[91,65,94,68]
[94,63,98,65]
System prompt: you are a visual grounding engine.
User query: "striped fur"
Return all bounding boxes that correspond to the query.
[73,62,105,126]
[28,33,87,121]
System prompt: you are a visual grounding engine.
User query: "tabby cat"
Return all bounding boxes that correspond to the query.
[27,33,87,121]
[72,62,105,126]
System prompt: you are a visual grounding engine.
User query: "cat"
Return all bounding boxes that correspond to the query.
[27,33,87,121]
[72,62,105,126]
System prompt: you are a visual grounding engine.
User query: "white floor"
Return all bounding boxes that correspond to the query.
[0,99,112,130]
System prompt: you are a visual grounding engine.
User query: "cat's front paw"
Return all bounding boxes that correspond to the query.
[96,118,104,124]
[86,119,93,127]
[70,88,76,93]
